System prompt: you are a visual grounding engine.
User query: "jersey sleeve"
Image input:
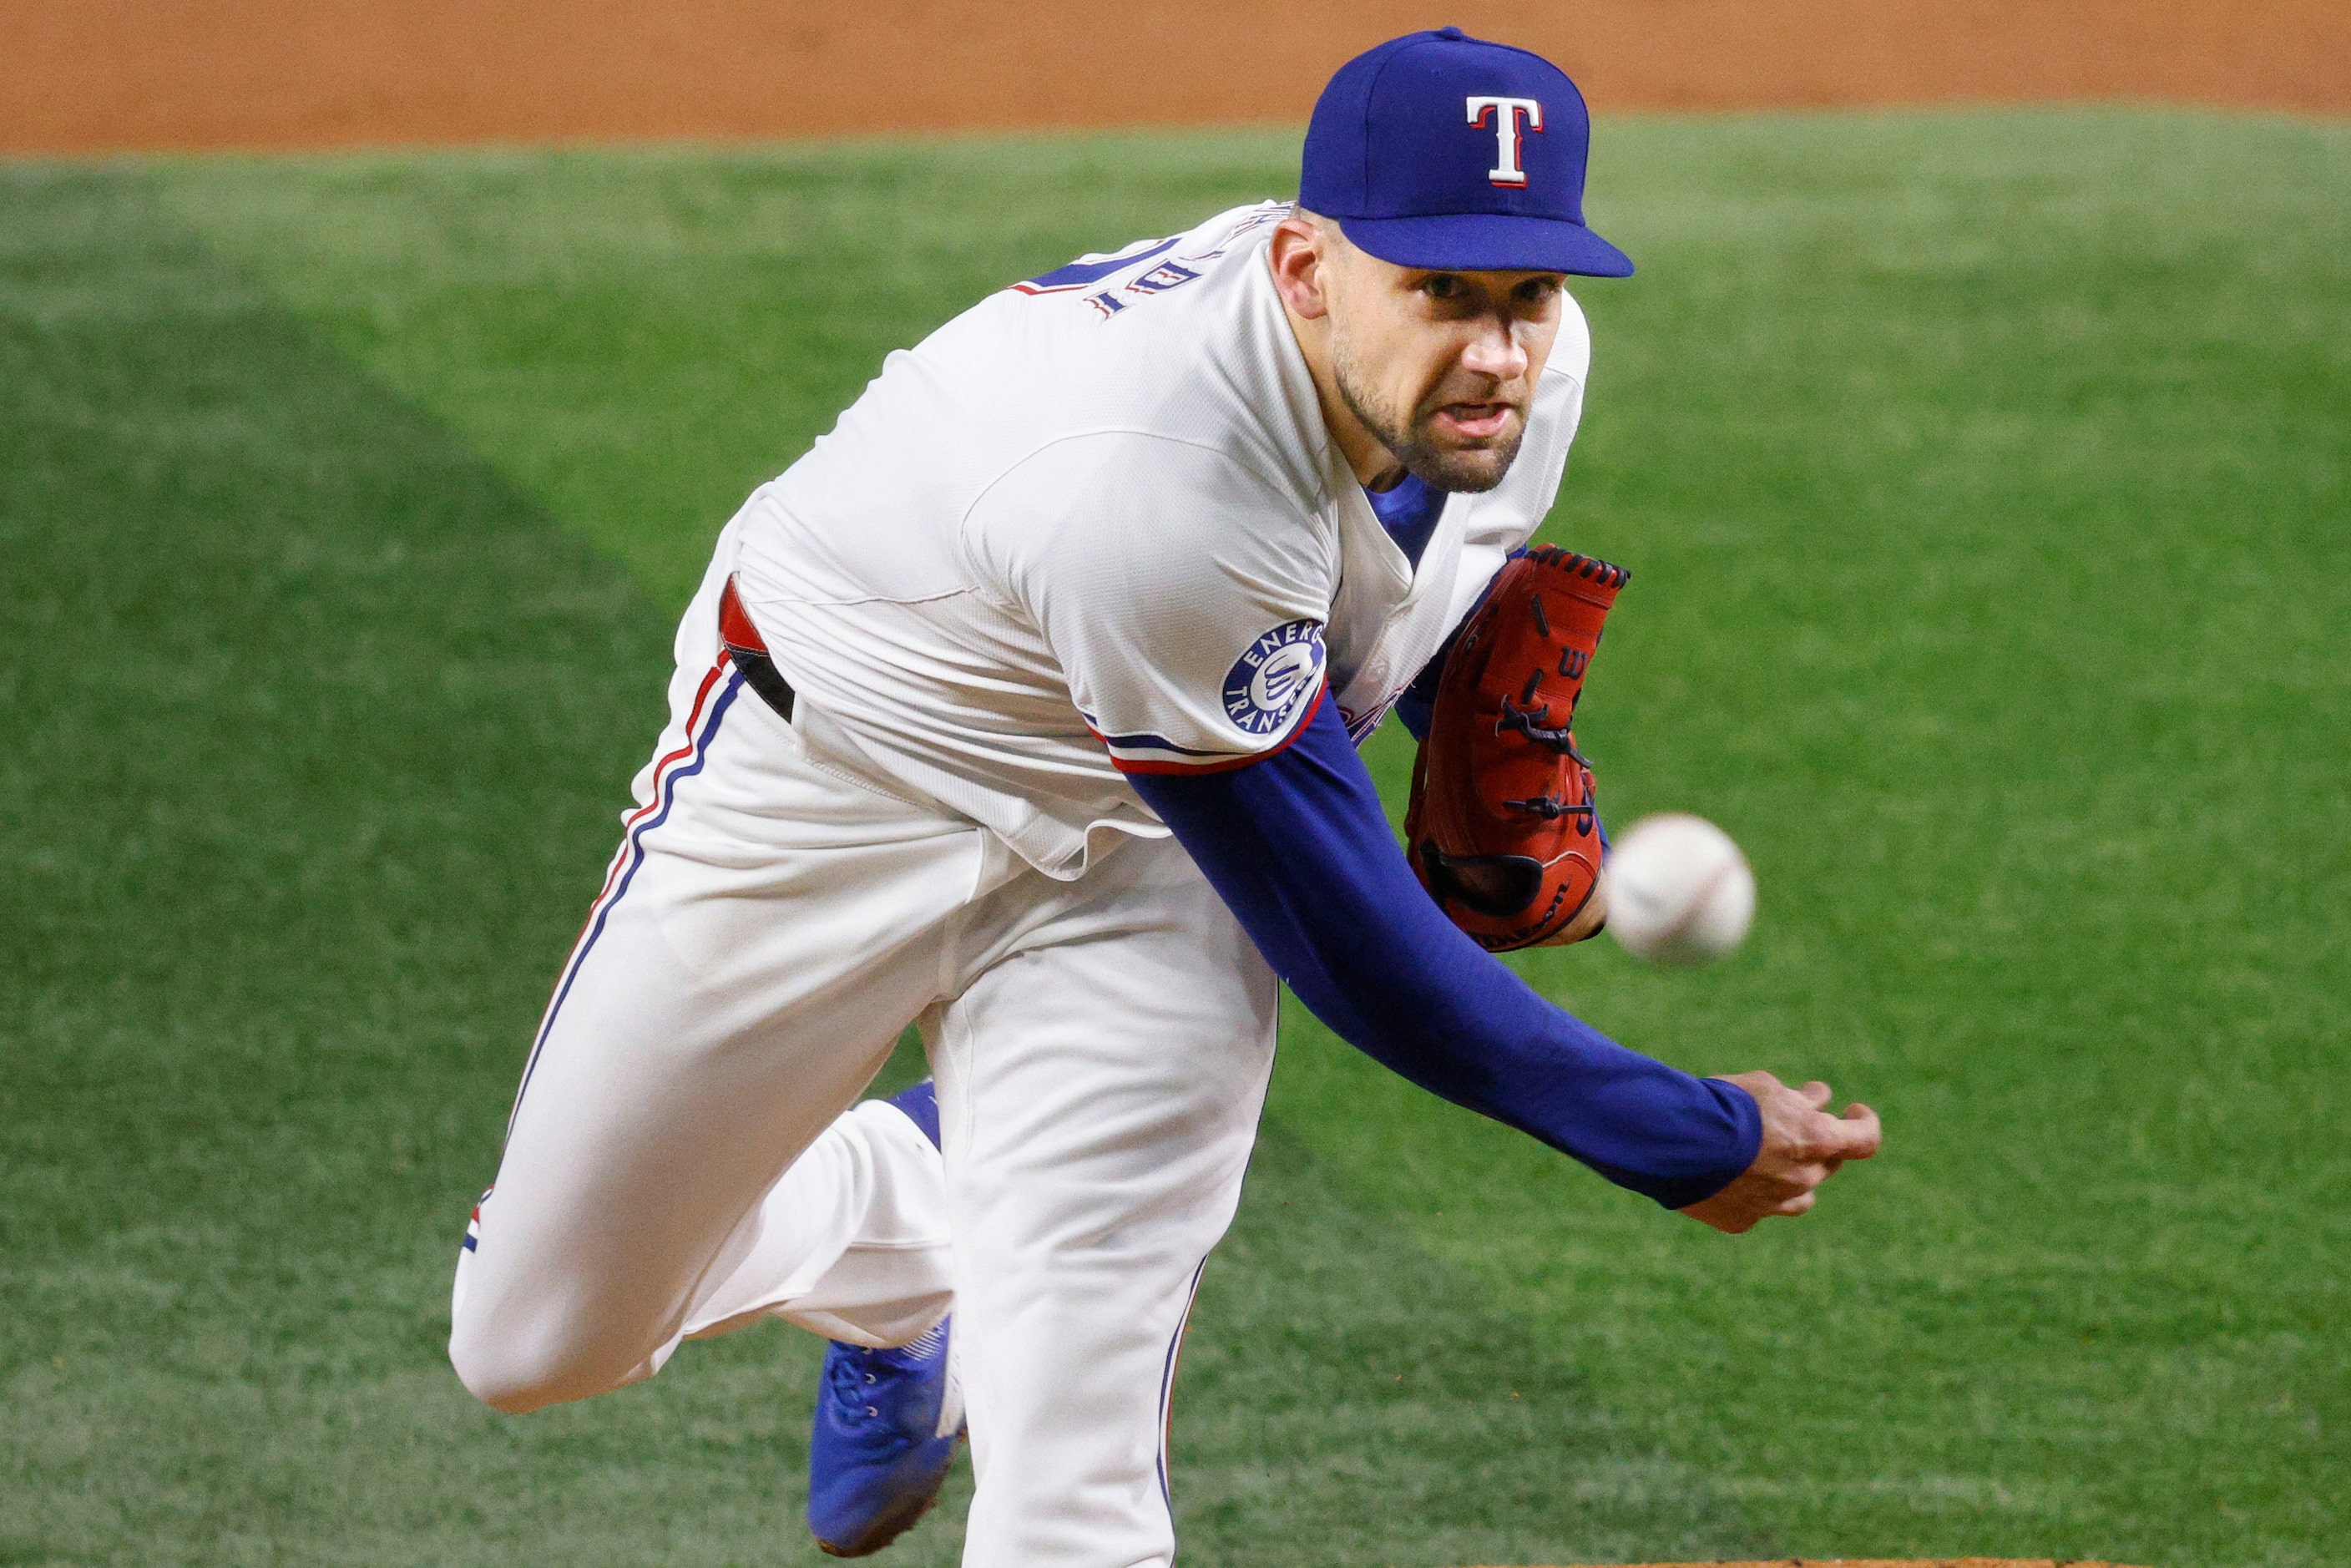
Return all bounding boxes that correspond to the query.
[971,432,1338,775]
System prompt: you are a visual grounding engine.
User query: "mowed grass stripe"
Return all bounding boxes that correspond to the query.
[0,165,1757,1564]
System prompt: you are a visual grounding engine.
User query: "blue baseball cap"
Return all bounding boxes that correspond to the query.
[1300,27,1633,278]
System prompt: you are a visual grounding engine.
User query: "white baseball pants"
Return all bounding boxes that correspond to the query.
[447,550,1279,1567]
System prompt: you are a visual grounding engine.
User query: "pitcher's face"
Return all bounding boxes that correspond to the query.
[1320,246,1565,493]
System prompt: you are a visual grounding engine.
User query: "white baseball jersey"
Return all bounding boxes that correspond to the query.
[729,200,1591,878]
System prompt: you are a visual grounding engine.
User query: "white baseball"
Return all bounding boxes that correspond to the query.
[1604,813,1756,967]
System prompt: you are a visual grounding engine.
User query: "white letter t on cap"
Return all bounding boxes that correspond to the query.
[1466,95,1545,186]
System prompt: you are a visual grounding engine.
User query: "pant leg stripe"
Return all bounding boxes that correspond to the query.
[588,656,735,908]
[504,659,745,1136]
[1155,1254,1211,1525]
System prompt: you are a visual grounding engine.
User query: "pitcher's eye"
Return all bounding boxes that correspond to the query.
[1420,274,1465,301]
[1514,276,1562,306]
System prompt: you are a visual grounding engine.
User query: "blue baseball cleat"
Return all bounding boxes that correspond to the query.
[807,1317,963,1556]
[807,1080,962,1557]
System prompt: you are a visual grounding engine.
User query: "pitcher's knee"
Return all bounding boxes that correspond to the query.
[450,1322,561,1414]
[448,1308,640,1414]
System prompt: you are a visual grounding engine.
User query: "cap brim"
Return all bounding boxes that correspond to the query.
[1337,212,1634,278]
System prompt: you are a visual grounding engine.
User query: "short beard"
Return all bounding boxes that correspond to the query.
[1329,330,1524,494]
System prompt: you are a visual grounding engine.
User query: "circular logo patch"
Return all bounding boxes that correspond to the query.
[1222,620,1327,737]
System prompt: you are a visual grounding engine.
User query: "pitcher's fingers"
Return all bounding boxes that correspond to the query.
[1829,1102,1883,1159]
[1772,1189,1819,1217]
[1798,1080,1833,1110]
[1764,1163,1831,1199]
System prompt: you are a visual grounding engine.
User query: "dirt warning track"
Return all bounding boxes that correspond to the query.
[7,0,2345,154]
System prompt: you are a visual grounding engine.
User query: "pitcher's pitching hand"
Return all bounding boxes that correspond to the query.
[1680,1071,1882,1234]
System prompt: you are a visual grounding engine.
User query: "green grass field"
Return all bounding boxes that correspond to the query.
[3,110,2345,1565]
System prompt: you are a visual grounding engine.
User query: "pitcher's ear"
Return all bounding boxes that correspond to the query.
[1269,216,1337,321]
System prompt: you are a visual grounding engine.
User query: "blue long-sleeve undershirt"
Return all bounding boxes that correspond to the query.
[1126,693,1759,1208]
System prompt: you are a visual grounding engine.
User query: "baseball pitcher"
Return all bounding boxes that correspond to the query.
[447,28,1881,1564]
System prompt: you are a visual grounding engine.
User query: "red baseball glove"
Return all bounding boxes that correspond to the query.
[1404,547,1629,951]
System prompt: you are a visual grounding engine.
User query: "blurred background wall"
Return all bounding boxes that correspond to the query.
[6,0,2345,154]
